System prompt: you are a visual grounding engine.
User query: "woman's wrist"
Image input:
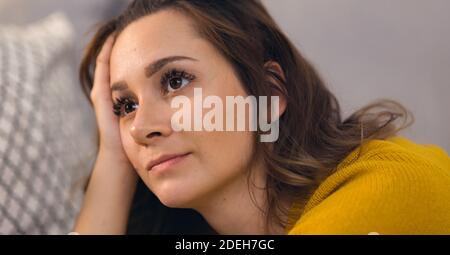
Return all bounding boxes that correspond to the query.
[74,147,138,234]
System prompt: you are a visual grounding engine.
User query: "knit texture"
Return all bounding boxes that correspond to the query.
[286,137,450,234]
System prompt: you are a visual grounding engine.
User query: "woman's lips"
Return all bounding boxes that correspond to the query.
[146,152,191,173]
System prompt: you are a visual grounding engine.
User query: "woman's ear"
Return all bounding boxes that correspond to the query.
[264,61,287,121]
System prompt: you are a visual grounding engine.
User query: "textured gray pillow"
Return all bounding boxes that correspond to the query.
[0,13,97,234]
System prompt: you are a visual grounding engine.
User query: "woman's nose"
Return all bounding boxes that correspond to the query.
[129,104,173,146]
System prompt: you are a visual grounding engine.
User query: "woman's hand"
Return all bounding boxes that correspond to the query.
[90,36,128,158]
[74,35,138,234]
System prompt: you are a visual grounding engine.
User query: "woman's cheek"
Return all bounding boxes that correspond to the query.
[201,130,254,173]
[120,124,140,169]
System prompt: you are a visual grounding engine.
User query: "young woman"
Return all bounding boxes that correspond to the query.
[74,0,450,234]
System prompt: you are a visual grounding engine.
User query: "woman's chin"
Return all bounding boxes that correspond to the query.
[154,189,197,209]
[143,174,205,209]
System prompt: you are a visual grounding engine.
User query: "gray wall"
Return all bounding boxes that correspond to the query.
[262,0,450,151]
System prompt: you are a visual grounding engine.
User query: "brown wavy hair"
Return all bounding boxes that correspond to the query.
[80,0,412,234]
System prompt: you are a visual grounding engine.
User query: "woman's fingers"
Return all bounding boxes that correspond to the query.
[89,34,123,149]
[91,34,116,104]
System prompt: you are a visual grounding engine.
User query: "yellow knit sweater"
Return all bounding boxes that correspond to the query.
[286,137,450,234]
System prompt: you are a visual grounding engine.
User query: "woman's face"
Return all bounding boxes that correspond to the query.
[109,10,257,209]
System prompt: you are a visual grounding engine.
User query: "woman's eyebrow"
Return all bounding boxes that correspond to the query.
[111,81,128,92]
[145,55,198,78]
[111,56,198,92]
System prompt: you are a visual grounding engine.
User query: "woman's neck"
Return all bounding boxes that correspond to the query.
[194,163,288,235]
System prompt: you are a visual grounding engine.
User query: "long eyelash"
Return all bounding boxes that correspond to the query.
[160,68,196,93]
[112,97,134,116]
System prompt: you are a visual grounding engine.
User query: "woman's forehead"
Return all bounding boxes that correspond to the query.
[109,12,196,78]
[112,10,199,55]
[109,12,224,83]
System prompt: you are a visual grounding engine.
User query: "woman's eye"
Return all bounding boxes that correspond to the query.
[113,98,138,117]
[168,77,190,92]
[161,69,196,93]
[124,101,138,114]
